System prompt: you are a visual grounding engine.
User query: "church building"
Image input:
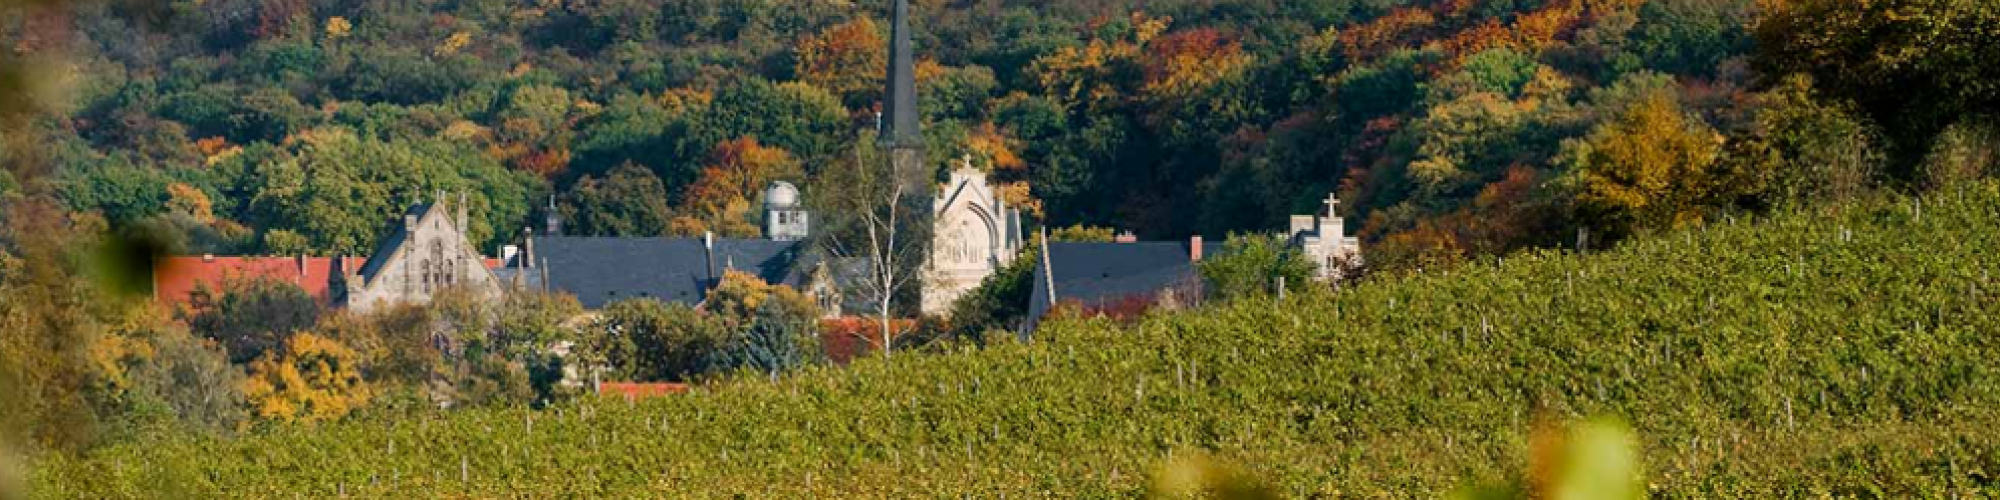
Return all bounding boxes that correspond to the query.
[922,155,1026,314]
[344,192,505,312]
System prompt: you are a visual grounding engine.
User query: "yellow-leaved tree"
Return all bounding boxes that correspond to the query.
[242,333,370,424]
[1565,89,1726,239]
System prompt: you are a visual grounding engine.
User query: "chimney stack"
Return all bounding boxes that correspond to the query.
[1190,235,1203,262]
[522,227,535,269]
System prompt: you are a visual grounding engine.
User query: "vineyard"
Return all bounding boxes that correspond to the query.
[31,184,2000,497]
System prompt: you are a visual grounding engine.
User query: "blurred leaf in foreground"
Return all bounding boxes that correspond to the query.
[1148,450,1282,500]
[1455,417,1643,500]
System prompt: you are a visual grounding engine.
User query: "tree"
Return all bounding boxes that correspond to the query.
[1753,0,2000,171]
[120,329,247,433]
[672,137,802,237]
[811,137,929,358]
[693,79,847,166]
[563,162,674,237]
[241,333,371,424]
[184,277,321,365]
[586,299,725,382]
[239,128,538,254]
[1563,89,1727,238]
[1721,74,1882,206]
[1197,232,1316,301]
[704,271,822,377]
[793,17,886,108]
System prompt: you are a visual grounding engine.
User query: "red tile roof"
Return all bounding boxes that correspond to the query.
[152,256,348,310]
[154,255,512,311]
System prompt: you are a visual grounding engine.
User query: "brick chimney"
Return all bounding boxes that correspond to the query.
[1189,235,1203,262]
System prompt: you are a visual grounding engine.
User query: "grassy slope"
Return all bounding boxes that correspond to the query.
[35,185,2000,497]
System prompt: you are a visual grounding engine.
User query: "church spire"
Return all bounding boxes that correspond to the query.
[880,0,921,149]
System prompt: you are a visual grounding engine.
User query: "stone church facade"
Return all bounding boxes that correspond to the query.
[344,192,503,313]
[1289,194,1363,280]
[921,156,1025,314]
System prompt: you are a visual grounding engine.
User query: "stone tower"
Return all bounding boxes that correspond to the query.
[881,0,928,196]
[765,181,809,241]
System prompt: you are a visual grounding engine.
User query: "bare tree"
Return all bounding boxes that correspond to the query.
[811,137,931,358]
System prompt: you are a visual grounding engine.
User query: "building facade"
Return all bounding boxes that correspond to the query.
[921,156,1025,314]
[344,193,504,312]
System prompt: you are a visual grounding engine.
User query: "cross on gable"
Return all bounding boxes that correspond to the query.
[1322,193,1341,218]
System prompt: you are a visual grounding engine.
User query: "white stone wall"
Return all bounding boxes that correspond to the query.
[347,203,502,313]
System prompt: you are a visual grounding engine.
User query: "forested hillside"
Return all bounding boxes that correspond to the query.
[33,180,2000,497]
[4,0,2000,496]
[2,0,1990,269]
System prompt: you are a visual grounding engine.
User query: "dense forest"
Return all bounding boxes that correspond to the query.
[2,0,1998,493]
[0,0,1987,267]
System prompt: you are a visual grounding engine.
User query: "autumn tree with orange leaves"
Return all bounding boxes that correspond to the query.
[673,137,804,237]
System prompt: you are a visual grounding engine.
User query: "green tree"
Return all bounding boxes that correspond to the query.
[183,277,322,365]
[240,128,537,254]
[1753,0,2000,171]
[587,299,726,383]
[1197,232,1316,301]
[1721,74,1883,206]
[692,78,847,166]
[704,271,823,377]
[562,162,675,237]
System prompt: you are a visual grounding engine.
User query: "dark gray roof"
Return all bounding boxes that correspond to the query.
[533,237,812,309]
[357,203,436,281]
[1025,241,1201,334]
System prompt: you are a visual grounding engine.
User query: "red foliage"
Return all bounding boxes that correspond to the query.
[1340,7,1438,63]
[514,148,571,180]
[1142,27,1239,84]
[818,317,917,364]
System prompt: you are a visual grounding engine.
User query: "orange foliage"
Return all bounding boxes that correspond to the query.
[1439,19,1520,66]
[1370,165,1559,273]
[195,136,231,157]
[1340,7,1437,63]
[515,148,571,180]
[677,137,802,237]
[1141,28,1242,86]
[818,317,917,363]
[964,122,1025,172]
[165,183,215,223]
[793,18,885,103]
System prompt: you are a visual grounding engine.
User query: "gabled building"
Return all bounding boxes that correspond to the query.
[1024,236,1206,335]
[344,193,504,313]
[515,182,841,312]
[922,156,1026,315]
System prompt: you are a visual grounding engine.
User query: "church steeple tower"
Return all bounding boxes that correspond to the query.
[881,0,921,149]
[881,0,929,196]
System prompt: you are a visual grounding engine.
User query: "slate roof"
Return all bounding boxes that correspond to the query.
[533,237,814,309]
[1025,241,1202,335]
[357,203,436,282]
